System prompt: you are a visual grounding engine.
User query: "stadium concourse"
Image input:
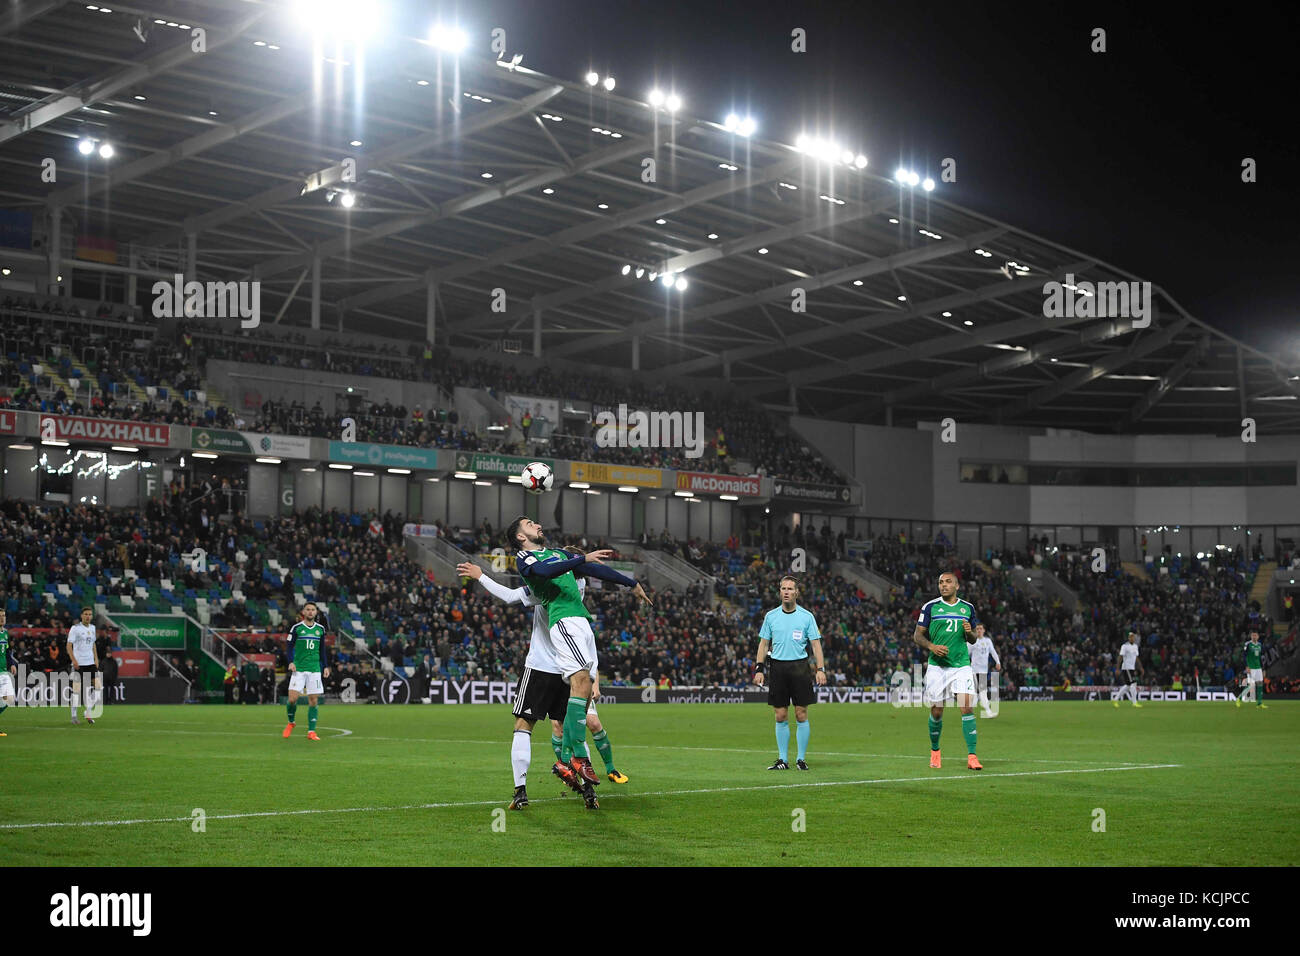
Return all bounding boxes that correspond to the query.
[2,495,1292,700]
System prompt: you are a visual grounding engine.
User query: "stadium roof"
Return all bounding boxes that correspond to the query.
[2,0,1297,436]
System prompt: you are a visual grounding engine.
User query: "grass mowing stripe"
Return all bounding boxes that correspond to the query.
[11,721,1148,766]
[0,762,1181,831]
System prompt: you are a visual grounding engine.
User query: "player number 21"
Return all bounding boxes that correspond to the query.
[945,620,957,632]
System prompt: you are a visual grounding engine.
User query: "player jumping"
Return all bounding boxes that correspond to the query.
[507,517,650,810]
[910,571,982,770]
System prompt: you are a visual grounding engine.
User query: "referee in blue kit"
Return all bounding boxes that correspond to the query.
[753,575,827,770]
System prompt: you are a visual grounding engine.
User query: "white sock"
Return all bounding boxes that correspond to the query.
[71,683,80,716]
[511,730,531,788]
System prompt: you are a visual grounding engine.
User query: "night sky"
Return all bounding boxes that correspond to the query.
[433,0,1298,358]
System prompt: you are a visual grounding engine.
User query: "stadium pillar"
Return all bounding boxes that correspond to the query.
[532,307,542,357]
[46,205,60,295]
[632,335,640,370]
[426,280,437,345]
[127,246,138,314]
[310,256,321,330]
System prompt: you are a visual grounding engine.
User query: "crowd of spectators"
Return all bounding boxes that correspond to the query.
[3,298,850,484]
[1,490,1291,696]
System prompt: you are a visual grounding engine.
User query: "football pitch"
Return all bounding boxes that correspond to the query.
[2,702,1296,867]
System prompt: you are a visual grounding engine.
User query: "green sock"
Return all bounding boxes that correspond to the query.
[0,703,7,715]
[928,716,942,750]
[561,697,587,762]
[592,729,615,773]
[961,713,977,754]
[286,700,297,723]
[308,705,318,731]
[1256,685,1264,707]
[551,734,563,761]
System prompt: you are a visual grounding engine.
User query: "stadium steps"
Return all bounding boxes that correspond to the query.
[1249,561,1276,607]
[1120,561,1149,580]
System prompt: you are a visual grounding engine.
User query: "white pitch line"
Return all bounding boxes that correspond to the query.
[0,763,1181,831]
[15,721,1146,766]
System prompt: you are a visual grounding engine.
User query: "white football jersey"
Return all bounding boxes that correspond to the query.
[970,636,1000,672]
[68,622,97,666]
[1119,642,1139,670]
[475,573,587,675]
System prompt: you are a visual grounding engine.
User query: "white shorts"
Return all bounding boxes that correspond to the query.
[0,672,13,699]
[924,664,977,704]
[1249,668,1264,683]
[289,670,324,695]
[550,617,598,681]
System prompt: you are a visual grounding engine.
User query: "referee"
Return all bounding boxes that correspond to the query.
[753,575,826,770]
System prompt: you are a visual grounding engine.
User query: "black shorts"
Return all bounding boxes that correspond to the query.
[767,658,814,708]
[1122,669,1137,684]
[75,664,98,678]
[513,667,568,723]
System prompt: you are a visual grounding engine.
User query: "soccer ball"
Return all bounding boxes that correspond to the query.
[520,461,554,494]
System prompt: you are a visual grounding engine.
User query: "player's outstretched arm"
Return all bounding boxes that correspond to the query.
[517,551,586,579]
[575,561,637,588]
[460,562,532,606]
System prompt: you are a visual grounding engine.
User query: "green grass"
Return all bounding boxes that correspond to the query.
[1,702,1296,866]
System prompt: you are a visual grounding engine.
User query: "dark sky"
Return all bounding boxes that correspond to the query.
[427,0,1298,356]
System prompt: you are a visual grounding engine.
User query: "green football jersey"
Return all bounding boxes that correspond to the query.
[289,621,326,672]
[0,627,8,671]
[516,547,591,628]
[918,597,978,668]
[1244,640,1262,669]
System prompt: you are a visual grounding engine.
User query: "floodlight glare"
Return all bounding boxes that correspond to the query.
[923,177,935,191]
[339,190,356,208]
[585,71,599,86]
[795,133,808,151]
[98,142,114,158]
[648,89,664,106]
[724,113,740,132]
[77,138,95,155]
[907,171,920,186]
[296,0,385,40]
[895,167,908,183]
[621,264,631,276]
[665,93,682,112]
[737,117,756,137]
[675,277,688,291]
[661,274,674,287]
[603,76,615,91]
[840,149,854,164]
[854,154,867,168]
[635,268,645,279]
[429,24,468,52]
